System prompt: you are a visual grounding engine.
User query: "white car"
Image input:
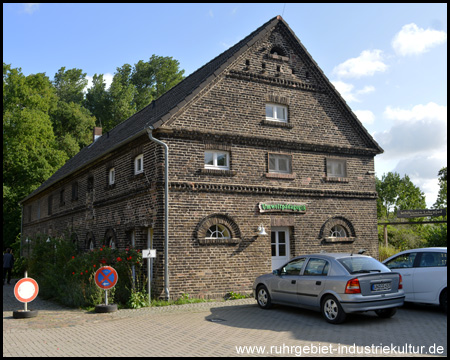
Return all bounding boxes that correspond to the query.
[383,247,447,312]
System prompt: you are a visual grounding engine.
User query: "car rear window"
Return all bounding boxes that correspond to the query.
[338,256,390,274]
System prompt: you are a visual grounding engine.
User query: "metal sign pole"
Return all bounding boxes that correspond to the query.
[105,290,108,306]
[147,257,151,306]
[24,271,28,312]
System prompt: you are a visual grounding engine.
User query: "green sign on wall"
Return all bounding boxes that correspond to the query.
[259,202,307,214]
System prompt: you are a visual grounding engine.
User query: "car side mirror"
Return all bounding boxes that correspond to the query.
[272,269,280,276]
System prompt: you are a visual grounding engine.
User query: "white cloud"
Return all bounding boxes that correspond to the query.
[357,85,375,95]
[331,81,375,103]
[374,102,447,159]
[384,102,447,123]
[354,110,375,125]
[331,81,358,102]
[392,23,447,56]
[23,3,40,14]
[332,50,388,79]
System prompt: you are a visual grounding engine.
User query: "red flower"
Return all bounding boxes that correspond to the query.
[116,257,122,262]
[99,248,103,251]
[72,272,75,275]
[80,272,83,275]
[125,248,129,252]
[93,264,96,268]
[85,270,88,273]
[72,256,75,259]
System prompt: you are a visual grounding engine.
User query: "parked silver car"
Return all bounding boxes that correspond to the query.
[253,253,405,324]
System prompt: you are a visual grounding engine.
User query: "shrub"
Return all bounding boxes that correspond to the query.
[26,235,147,309]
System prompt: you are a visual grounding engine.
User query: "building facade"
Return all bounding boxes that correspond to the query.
[20,16,383,299]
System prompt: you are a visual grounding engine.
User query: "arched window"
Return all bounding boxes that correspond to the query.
[85,231,95,251]
[206,224,231,239]
[319,217,356,243]
[330,225,347,238]
[194,214,241,245]
[104,228,117,249]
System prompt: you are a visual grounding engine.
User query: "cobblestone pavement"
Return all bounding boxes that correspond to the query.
[3,280,447,357]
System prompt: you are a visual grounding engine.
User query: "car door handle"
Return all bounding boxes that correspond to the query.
[316,281,321,285]
[291,280,296,284]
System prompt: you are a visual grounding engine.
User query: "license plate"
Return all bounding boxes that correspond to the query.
[371,283,391,291]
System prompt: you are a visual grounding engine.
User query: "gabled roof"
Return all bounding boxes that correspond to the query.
[21,16,382,204]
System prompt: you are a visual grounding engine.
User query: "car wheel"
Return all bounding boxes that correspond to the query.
[321,295,346,324]
[256,285,272,309]
[439,289,447,314]
[375,307,397,318]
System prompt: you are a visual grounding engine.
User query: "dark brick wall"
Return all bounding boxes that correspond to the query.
[21,22,380,299]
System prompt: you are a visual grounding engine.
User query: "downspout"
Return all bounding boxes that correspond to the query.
[20,204,24,257]
[146,126,169,300]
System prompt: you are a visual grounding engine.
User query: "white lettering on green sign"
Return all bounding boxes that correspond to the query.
[259,202,306,213]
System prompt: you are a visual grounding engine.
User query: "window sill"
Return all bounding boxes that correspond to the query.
[323,176,349,183]
[199,168,236,177]
[323,237,356,243]
[198,238,240,245]
[265,172,296,180]
[261,119,293,129]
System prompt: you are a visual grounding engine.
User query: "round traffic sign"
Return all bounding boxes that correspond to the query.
[94,266,118,290]
[14,278,39,303]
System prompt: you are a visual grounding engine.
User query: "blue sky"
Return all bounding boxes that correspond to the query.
[3,3,447,208]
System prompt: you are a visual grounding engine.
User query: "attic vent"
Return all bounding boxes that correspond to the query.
[270,46,286,56]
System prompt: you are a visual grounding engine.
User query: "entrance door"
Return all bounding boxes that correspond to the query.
[271,227,290,270]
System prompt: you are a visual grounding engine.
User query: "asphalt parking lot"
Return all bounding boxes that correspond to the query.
[3,281,447,357]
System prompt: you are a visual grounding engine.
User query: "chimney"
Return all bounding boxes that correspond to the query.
[93,127,102,142]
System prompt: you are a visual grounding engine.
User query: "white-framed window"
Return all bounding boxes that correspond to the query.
[109,167,115,185]
[327,158,347,177]
[269,153,292,174]
[266,103,288,123]
[204,151,230,170]
[330,225,347,238]
[134,154,144,175]
[206,224,231,239]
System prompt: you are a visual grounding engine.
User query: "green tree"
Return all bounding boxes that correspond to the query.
[3,64,67,248]
[376,172,426,220]
[423,167,447,247]
[108,63,136,131]
[85,74,112,128]
[51,101,96,158]
[131,55,185,111]
[53,67,88,104]
[51,67,96,157]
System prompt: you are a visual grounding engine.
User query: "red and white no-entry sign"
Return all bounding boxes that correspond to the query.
[14,277,39,303]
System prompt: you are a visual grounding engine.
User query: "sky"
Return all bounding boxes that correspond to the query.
[3,3,447,208]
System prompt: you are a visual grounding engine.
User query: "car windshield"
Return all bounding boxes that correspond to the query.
[338,256,389,274]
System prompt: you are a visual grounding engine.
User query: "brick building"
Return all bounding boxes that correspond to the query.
[20,16,383,299]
